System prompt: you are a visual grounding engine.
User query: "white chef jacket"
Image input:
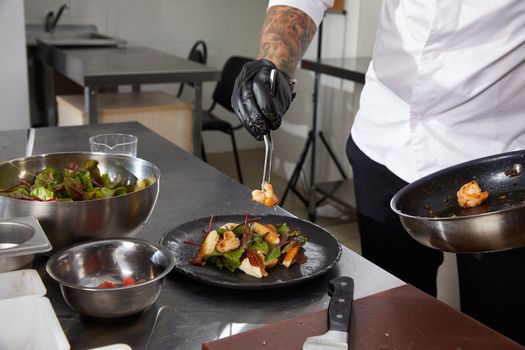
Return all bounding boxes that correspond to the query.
[268,0,525,183]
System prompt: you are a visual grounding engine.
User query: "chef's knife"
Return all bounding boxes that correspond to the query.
[303,276,354,350]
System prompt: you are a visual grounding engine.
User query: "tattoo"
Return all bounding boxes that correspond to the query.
[257,6,317,77]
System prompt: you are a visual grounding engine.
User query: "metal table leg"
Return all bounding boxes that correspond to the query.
[84,87,98,124]
[308,70,322,222]
[193,81,203,158]
[44,64,57,127]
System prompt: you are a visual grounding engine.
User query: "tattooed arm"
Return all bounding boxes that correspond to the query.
[231,3,330,140]
[257,6,317,77]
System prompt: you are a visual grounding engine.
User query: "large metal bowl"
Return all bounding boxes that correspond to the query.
[0,152,160,251]
[46,238,175,318]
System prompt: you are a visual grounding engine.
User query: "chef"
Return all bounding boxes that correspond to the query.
[231,0,525,344]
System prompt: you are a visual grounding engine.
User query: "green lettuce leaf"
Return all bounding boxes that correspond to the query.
[266,247,281,262]
[101,173,112,186]
[30,186,54,200]
[112,186,128,196]
[250,240,269,254]
[216,227,228,236]
[251,234,263,244]
[215,247,245,272]
[78,171,94,192]
[232,224,245,235]
[34,167,60,189]
[1,187,31,199]
[88,187,115,199]
[277,223,290,235]
[82,160,103,184]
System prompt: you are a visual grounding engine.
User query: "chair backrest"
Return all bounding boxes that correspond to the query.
[212,56,254,113]
[188,40,207,64]
[177,40,208,97]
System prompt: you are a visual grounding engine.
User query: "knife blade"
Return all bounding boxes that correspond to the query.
[303,276,354,350]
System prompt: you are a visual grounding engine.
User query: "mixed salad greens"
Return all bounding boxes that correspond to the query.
[0,159,153,202]
[190,216,307,278]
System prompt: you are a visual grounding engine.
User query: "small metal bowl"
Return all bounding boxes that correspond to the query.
[46,238,174,319]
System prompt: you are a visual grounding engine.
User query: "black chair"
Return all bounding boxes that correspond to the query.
[177,40,207,98]
[200,56,254,184]
[179,42,252,184]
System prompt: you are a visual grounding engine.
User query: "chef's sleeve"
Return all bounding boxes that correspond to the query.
[267,0,334,27]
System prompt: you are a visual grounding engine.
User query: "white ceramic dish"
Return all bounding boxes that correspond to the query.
[0,296,70,350]
[0,269,46,301]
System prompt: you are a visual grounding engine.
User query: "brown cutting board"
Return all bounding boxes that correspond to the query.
[202,284,523,350]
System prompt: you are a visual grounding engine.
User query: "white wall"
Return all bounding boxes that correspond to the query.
[0,0,30,131]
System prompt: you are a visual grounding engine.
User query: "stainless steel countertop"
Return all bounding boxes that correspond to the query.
[0,122,403,349]
[39,46,220,88]
[25,24,99,47]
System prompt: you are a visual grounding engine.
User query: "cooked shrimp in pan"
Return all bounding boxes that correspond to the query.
[252,182,279,207]
[457,180,489,208]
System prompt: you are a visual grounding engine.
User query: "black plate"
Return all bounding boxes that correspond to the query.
[159,214,342,290]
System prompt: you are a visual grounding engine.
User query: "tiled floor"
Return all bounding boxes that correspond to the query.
[207,148,362,254]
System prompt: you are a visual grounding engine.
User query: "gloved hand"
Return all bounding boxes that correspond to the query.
[231,59,295,141]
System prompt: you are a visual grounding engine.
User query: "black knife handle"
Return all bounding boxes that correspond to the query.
[327,276,354,332]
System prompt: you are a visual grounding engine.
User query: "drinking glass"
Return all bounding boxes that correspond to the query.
[89,134,138,157]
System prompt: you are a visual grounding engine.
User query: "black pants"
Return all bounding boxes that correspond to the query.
[346,135,443,296]
[347,135,525,345]
[458,250,525,345]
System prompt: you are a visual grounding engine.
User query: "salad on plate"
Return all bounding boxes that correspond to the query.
[189,216,307,278]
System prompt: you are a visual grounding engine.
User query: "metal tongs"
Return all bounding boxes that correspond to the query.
[262,69,277,189]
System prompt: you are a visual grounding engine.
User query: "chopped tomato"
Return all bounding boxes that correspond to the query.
[98,280,116,289]
[122,276,137,287]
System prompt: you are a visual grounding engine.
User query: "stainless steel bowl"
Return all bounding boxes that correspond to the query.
[46,238,175,318]
[0,152,160,251]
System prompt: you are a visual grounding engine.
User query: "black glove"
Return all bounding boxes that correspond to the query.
[231,59,295,141]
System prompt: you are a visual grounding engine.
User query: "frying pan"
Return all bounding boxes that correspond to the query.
[391,150,525,253]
